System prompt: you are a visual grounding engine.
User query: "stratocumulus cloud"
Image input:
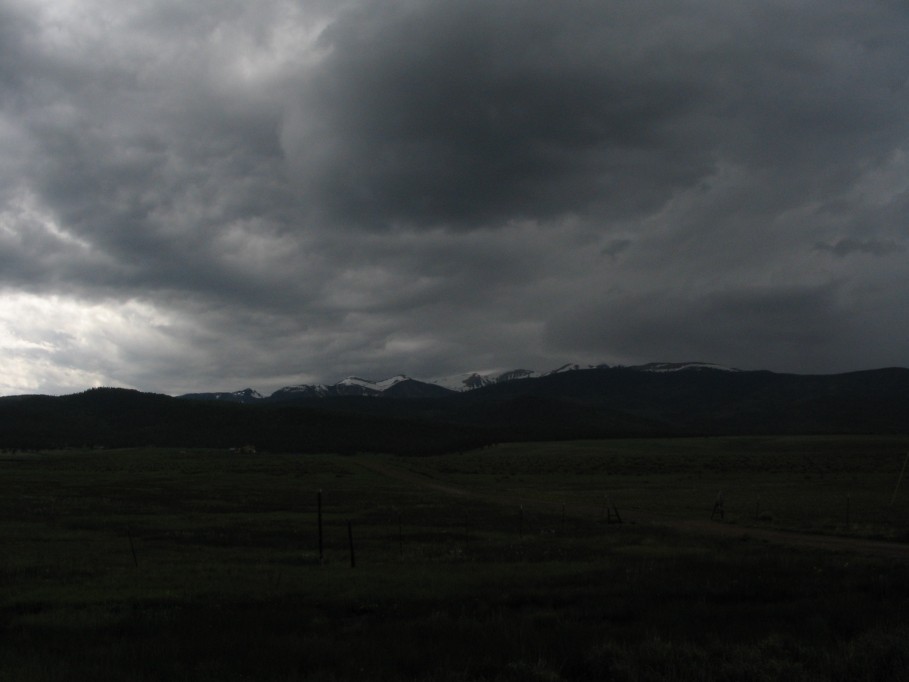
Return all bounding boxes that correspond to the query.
[0,0,907,395]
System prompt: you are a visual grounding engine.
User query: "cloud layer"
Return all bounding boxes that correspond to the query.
[1,0,908,395]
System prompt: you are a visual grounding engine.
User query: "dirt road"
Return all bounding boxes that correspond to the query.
[354,457,909,562]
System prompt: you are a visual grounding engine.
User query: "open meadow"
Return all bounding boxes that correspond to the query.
[2,436,909,680]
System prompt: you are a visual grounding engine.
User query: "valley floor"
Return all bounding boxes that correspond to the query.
[2,436,908,680]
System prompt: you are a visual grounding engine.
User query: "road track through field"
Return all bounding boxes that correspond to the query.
[354,457,909,562]
[352,458,472,498]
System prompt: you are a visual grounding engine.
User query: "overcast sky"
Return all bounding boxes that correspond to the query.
[1,0,908,396]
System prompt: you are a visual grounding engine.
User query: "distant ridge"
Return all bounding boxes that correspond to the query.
[174,361,736,402]
[188,375,456,403]
[632,361,741,373]
[3,364,907,454]
[180,387,265,404]
[175,363,909,439]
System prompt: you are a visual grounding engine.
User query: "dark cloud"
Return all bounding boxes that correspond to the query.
[815,238,906,258]
[282,0,718,230]
[282,0,909,232]
[601,239,633,259]
[1,0,908,394]
[543,285,856,374]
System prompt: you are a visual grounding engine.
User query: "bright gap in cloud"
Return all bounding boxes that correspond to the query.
[0,292,183,396]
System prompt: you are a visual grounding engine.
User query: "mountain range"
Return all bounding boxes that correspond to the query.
[1,363,907,454]
[177,362,730,403]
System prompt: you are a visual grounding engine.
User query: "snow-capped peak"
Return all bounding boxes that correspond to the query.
[541,363,609,376]
[337,375,410,391]
[633,362,741,373]
[428,369,537,392]
[232,388,265,400]
[271,383,332,396]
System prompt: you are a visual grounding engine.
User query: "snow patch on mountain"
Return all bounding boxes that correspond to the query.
[428,372,489,392]
[541,363,609,375]
[271,383,333,398]
[233,388,264,400]
[337,375,410,392]
[495,369,536,383]
[633,362,741,373]
[429,369,537,392]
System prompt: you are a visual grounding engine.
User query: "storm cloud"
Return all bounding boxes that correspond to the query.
[1,0,907,395]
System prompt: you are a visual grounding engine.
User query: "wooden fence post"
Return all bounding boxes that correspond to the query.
[890,452,909,506]
[711,491,725,521]
[127,525,138,568]
[318,489,324,564]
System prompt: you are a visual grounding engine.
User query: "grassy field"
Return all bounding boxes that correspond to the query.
[2,436,909,680]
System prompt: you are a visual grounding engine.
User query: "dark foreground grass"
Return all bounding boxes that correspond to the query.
[1,438,909,680]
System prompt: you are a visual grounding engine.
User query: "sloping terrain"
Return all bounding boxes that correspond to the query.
[1,366,907,453]
[0,388,489,454]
